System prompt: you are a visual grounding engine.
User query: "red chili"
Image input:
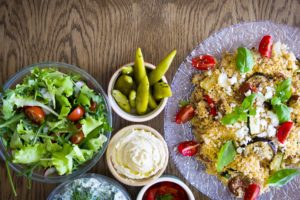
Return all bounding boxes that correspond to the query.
[192,55,217,70]
[177,141,199,156]
[277,121,294,144]
[244,183,260,200]
[259,35,272,58]
[175,104,195,124]
[203,95,217,116]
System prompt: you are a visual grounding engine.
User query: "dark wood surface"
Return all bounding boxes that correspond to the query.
[1,0,300,199]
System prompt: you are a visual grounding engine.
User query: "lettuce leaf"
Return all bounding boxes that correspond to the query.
[12,143,46,164]
[87,134,107,153]
[52,144,73,175]
[80,115,104,136]
[56,95,71,119]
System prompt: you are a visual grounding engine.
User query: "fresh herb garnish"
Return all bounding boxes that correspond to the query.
[221,93,257,125]
[216,141,236,172]
[271,79,292,123]
[178,100,190,108]
[156,194,174,200]
[236,47,254,73]
[267,168,300,187]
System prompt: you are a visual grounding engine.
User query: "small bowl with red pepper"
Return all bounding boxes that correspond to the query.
[137,175,195,200]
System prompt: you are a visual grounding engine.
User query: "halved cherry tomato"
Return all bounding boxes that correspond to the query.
[24,106,45,124]
[203,95,217,116]
[259,35,272,58]
[244,183,260,200]
[177,141,199,156]
[175,104,195,124]
[67,106,85,121]
[90,101,97,111]
[192,55,217,70]
[70,131,84,144]
[277,121,294,144]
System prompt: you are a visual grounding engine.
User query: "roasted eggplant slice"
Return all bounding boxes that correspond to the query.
[228,176,250,197]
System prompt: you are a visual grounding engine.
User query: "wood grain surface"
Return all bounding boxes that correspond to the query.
[1,0,300,199]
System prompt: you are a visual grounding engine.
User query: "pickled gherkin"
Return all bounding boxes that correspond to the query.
[153,82,172,100]
[136,76,149,114]
[112,90,131,112]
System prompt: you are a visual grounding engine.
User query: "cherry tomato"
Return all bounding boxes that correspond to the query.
[24,106,45,124]
[259,35,272,58]
[70,131,84,144]
[175,104,195,124]
[192,55,217,70]
[277,121,294,144]
[67,106,85,121]
[177,141,199,156]
[90,101,97,111]
[244,183,260,200]
[203,95,217,116]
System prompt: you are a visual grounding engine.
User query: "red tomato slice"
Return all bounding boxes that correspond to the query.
[178,141,199,156]
[144,188,158,200]
[192,55,217,70]
[24,106,45,124]
[244,183,260,200]
[203,95,217,116]
[67,106,85,121]
[90,101,97,111]
[277,121,294,144]
[175,104,195,124]
[70,131,84,144]
[259,35,272,58]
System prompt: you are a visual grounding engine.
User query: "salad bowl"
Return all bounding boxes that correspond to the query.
[0,62,112,183]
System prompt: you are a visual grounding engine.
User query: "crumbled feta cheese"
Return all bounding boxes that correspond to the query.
[267,125,277,137]
[256,93,265,106]
[264,86,275,100]
[249,116,260,135]
[229,74,238,85]
[257,132,267,137]
[218,72,229,87]
[236,147,244,154]
[230,103,236,108]
[267,111,279,126]
[236,126,249,139]
[240,136,252,146]
[245,90,252,97]
[207,70,212,76]
[260,119,268,129]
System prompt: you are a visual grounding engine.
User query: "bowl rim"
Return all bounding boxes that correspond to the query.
[47,173,132,200]
[106,124,169,186]
[107,62,168,122]
[0,61,112,183]
[136,175,195,200]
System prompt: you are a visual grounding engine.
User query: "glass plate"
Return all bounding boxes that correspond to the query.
[164,21,300,200]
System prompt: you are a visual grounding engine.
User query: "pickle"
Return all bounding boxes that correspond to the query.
[148,90,158,109]
[136,76,149,114]
[112,90,131,113]
[134,48,146,84]
[129,90,136,108]
[115,75,134,96]
[121,66,134,75]
[148,50,176,85]
[153,82,172,100]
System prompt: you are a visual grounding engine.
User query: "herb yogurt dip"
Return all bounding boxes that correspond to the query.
[51,177,128,200]
[111,129,166,179]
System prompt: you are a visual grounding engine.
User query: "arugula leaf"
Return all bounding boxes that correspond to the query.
[12,143,46,164]
[221,94,257,125]
[0,113,25,129]
[268,168,300,187]
[10,131,23,148]
[236,47,254,73]
[216,141,236,172]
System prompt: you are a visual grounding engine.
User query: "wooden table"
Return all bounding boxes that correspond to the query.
[0,0,300,199]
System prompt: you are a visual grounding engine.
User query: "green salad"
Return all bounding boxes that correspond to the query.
[0,68,111,176]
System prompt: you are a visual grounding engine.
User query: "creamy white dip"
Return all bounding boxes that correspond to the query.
[111,128,166,179]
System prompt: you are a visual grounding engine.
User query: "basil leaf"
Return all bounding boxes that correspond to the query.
[216,141,236,172]
[249,107,257,116]
[271,96,281,106]
[241,93,257,110]
[236,47,254,73]
[274,104,291,123]
[221,94,256,125]
[268,168,300,187]
[275,78,292,103]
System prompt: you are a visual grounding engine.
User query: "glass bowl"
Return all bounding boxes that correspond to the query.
[0,62,112,183]
[47,173,131,200]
